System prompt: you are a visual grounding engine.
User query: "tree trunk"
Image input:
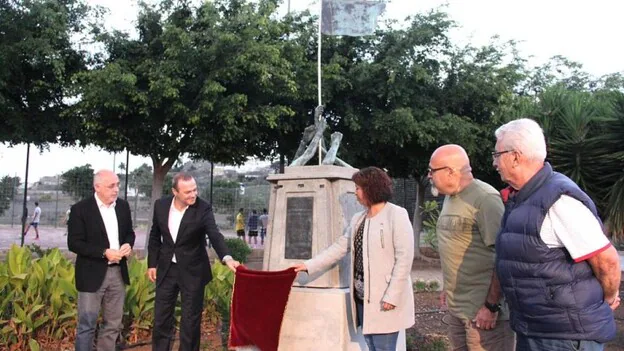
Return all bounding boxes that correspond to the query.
[411,177,426,259]
[144,155,176,251]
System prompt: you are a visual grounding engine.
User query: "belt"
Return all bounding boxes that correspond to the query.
[108,263,120,267]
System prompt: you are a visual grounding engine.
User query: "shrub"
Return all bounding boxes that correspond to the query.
[421,200,440,251]
[224,238,252,263]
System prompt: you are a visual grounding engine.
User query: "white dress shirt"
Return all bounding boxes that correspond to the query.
[168,198,188,263]
[95,193,120,260]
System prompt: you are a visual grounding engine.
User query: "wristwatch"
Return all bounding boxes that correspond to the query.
[484,301,501,313]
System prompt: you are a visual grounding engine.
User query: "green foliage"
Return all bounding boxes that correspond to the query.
[0,245,77,348]
[60,164,94,201]
[0,246,236,349]
[70,0,300,204]
[413,278,441,293]
[123,258,155,344]
[224,238,252,263]
[130,163,173,197]
[0,0,89,147]
[509,86,624,240]
[204,259,235,347]
[0,175,20,217]
[421,200,440,251]
[26,244,54,259]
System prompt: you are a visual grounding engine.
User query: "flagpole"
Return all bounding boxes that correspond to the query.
[317,0,323,165]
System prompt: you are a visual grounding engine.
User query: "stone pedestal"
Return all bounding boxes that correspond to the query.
[263,165,362,288]
[262,165,407,351]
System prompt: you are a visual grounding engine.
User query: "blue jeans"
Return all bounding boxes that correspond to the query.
[517,335,604,351]
[356,300,399,351]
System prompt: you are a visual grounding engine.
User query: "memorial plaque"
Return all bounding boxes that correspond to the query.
[285,197,314,259]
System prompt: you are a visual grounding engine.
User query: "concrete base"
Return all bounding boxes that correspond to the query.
[278,287,407,351]
[278,287,366,351]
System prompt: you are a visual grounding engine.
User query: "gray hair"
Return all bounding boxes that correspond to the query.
[93,169,115,186]
[495,118,547,162]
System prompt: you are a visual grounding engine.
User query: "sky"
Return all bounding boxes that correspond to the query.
[2,0,623,181]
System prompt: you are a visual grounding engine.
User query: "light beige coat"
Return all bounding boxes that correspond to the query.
[305,202,415,334]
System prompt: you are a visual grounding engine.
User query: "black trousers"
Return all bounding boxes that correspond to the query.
[152,263,205,351]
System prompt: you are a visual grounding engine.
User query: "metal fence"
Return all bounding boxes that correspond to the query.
[0,171,438,234]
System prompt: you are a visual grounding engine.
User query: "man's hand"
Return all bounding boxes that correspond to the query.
[292,263,308,272]
[104,249,123,263]
[119,243,132,257]
[608,295,621,311]
[224,257,241,272]
[472,306,498,330]
[147,268,157,283]
[381,301,395,311]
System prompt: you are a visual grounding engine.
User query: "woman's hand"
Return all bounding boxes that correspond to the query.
[381,302,395,311]
[292,263,308,272]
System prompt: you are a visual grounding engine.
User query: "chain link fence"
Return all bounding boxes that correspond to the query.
[1,170,438,235]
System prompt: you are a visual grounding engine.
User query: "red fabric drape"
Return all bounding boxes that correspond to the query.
[229,266,297,351]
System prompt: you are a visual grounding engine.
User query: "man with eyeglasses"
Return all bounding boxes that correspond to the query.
[428,144,515,350]
[493,118,620,351]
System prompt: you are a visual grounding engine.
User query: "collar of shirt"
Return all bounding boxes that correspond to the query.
[169,198,189,215]
[95,193,116,209]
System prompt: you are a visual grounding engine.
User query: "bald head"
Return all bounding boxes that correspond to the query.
[430,144,471,171]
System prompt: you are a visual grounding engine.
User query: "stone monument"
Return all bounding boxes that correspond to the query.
[262,107,406,350]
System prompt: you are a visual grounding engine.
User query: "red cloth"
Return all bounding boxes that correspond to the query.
[500,186,516,204]
[229,266,297,351]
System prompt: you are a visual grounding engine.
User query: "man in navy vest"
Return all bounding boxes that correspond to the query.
[492,118,621,351]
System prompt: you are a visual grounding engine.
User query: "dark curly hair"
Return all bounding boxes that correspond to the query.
[352,167,393,205]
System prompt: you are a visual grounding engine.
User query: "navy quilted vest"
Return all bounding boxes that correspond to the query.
[495,163,615,342]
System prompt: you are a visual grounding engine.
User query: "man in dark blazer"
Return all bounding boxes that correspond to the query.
[148,172,239,350]
[68,169,135,351]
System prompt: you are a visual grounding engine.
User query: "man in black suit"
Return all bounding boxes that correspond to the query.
[148,172,239,350]
[68,169,135,351]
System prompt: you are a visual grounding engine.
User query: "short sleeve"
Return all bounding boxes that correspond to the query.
[475,194,505,247]
[541,195,611,262]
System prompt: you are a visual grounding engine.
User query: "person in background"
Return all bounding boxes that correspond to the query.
[258,208,269,246]
[23,201,41,239]
[235,208,245,242]
[247,209,259,247]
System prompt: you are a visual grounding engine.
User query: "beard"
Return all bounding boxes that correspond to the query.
[430,184,439,197]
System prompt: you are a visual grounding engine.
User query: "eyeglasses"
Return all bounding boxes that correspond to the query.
[491,150,514,159]
[427,166,450,175]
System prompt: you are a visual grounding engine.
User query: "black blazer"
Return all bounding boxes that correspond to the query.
[148,196,230,288]
[68,196,135,292]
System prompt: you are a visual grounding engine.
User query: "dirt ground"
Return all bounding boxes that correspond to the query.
[406,282,624,351]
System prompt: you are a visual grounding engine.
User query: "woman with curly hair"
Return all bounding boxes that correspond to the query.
[293,166,415,351]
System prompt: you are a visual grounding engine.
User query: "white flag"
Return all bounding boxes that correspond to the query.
[321,0,386,36]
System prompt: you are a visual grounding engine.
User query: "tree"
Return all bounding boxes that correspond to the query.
[60,164,94,201]
[71,0,300,239]
[130,163,172,197]
[0,175,20,216]
[507,86,624,242]
[0,0,89,147]
[305,11,526,255]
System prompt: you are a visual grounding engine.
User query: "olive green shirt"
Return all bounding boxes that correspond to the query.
[437,179,509,321]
